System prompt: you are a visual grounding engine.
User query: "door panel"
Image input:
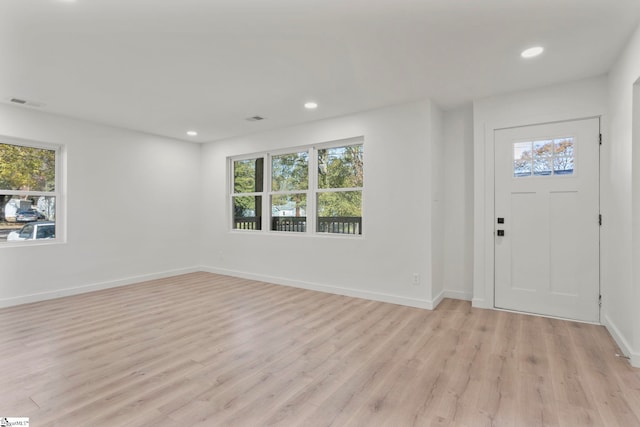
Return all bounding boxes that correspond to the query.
[494,118,600,322]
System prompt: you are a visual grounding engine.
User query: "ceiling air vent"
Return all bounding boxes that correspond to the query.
[9,97,44,108]
[246,116,265,122]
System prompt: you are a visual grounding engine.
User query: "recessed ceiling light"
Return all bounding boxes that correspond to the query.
[304,102,318,110]
[521,46,544,59]
[186,130,198,137]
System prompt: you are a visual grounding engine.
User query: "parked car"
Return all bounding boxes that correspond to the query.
[15,209,46,222]
[7,221,55,241]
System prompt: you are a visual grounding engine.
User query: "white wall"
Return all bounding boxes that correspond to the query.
[0,105,202,306]
[472,76,608,310]
[200,100,444,308]
[443,105,474,300]
[608,21,640,367]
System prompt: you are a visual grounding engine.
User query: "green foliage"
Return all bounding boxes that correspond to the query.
[271,152,308,192]
[317,144,363,217]
[232,144,364,221]
[234,158,263,216]
[318,145,363,189]
[317,191,362,217]
[233,195,261,218]
[234,158,263,194]
[0,143,56,192]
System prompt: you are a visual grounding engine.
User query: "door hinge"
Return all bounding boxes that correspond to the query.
[599,294,602,307]
[599,134,602,145]
[599,214,602,226]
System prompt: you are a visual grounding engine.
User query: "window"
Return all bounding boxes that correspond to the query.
[232,157,264,230]
[271,151,308,232]
[0,138,62,243]
[230,138,363,235]
[513,137,575,177]
[316,144,363,234]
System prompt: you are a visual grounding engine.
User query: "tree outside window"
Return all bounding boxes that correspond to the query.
[230,139,364,235]
[0,140,60,243]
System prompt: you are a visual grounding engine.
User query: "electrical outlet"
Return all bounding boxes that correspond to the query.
[412,273,420,285]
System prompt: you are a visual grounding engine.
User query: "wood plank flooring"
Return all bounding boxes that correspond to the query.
[1,272,639,426]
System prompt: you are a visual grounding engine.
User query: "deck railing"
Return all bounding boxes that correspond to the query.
[234,217,260,230]
[272,216,307,232]
[317,217,362,235]
[235,216,362,235]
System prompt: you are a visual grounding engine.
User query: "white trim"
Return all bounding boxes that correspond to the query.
[472,297,490,309]
[1,265,444,311]
[200,265,437,310]
[494,306,600,325]
[0,266,200,308]
[431,289,445,308]
[443,290,474,301]
[0,190,57,197]
[0,134,63,152]
[603,314,640,368]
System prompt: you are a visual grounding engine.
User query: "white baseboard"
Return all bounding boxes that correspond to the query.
[0,266,200,308]
[603,313,640,368]
[443,290,473,301]
[431,290,445,309]
[472,297,490,309]
[0,265,478,316]
[201,266,438,310]
[430,289,473,309]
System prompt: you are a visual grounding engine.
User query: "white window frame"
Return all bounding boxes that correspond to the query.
[229,136,364,237]
[268,148,310,233]
[0,136,65,246]
[230,154,265,231]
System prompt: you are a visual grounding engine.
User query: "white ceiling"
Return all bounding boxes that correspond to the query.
[1,0,639,143]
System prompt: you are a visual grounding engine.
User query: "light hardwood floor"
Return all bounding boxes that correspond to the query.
[1,272,639,426]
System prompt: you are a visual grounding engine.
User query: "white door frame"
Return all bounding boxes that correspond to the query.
[473,111,604,322]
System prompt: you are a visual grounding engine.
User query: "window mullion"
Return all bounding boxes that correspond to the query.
[228,157,234,229]
[263,153,272,232]
[308,147,317,234]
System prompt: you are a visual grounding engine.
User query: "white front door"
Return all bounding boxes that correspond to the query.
[494,118,600,322]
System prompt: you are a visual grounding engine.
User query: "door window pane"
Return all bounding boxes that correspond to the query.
[513,137,575,178]
[554,156,575,174]
[554,138,574,156]
[533,158,553,176]
[553,138,575,174]
[513,142,533,177]
[533,140,553,157]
